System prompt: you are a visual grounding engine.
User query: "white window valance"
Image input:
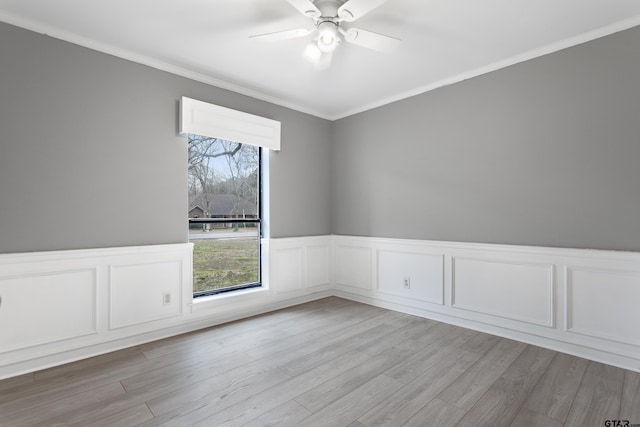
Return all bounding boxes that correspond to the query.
[179,96,281,151]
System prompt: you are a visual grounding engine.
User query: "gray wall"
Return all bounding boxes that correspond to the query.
[331,26,640,251]
[3,20,640,254]
[0,22,331,253]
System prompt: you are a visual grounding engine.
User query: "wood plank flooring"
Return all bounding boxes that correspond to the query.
[0,297,638,426]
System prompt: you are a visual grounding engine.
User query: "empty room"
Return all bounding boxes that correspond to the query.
[0,0,639,426]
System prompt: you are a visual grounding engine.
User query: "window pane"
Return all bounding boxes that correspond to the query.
[188,134,261,295]
[188,135,259,218]
[190,225,259,294]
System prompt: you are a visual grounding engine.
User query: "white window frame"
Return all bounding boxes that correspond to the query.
[180,97,280,302]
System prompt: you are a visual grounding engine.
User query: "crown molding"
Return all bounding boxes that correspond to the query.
[0,11,332,120]
[329,15,640,120]
[2,10,639,122]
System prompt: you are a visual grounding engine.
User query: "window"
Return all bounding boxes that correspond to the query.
[179,96,280,298]
[188,135,261,297]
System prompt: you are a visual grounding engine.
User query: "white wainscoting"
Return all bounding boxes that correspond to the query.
[378,249,444,305]
[0,268,98,353]
[565,266,640,347]
[335,244,373,291]
[0,237,332,379]
[0,244,193,378]
[109,261,184,329]
[451,257,554,328]
[2,235,639,377]
[333,235,640,372]
[268,236,333,296]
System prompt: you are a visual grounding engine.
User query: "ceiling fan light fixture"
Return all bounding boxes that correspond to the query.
[303,42,323,63]
[317,21,339,53]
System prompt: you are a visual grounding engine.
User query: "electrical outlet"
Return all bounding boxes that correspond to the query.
[403,277,411,289]
[163,293,171,305]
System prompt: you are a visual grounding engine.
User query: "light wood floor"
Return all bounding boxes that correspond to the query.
[1,297,639,426]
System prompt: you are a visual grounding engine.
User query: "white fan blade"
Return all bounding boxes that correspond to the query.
[338,0,389,22]
[286,0,321,18]
[342,27,400,53]
[315,52,333,71]
[250,28,313,42]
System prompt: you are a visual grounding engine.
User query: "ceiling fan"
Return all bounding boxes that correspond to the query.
[250,0,400,69]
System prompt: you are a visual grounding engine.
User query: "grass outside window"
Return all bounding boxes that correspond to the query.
[192,237,259,293]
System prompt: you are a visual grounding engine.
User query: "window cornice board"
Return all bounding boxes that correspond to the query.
[179,96,281,150]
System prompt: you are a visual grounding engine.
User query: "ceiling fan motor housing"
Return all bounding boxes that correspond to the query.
[315,0,341,18]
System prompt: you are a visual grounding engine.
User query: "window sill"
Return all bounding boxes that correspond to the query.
[190,286,269,313]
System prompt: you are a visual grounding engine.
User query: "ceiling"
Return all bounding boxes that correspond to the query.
[1,0,640,120]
